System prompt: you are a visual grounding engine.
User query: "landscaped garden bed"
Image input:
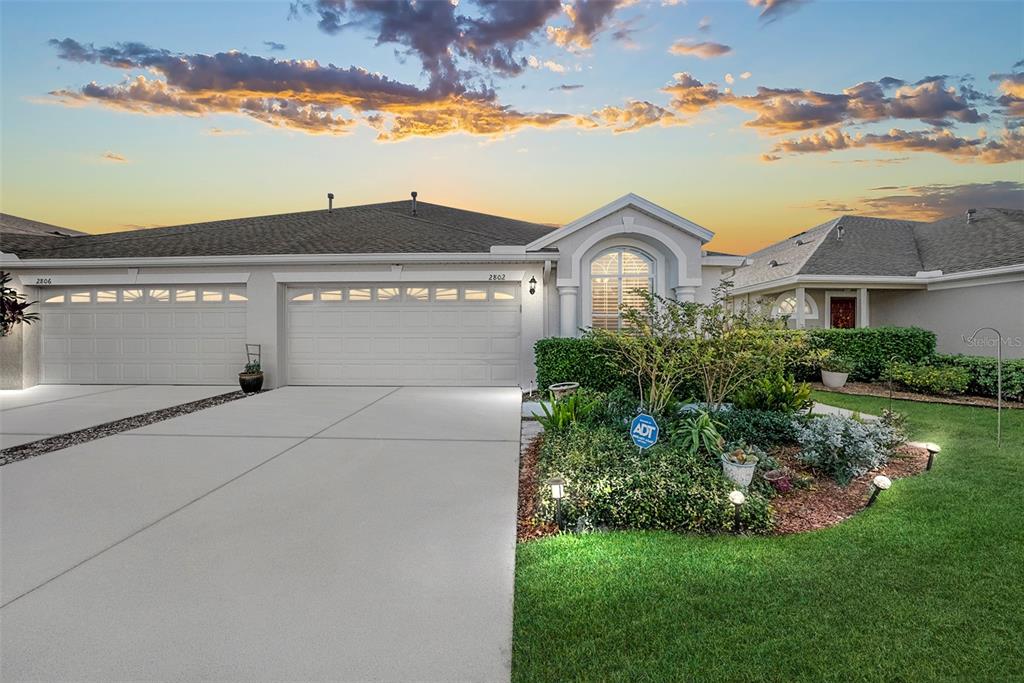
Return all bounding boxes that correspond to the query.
[519,283,946,541]
[809,380,1023,409]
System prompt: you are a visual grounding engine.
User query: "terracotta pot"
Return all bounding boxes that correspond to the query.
[821,370,849,389]
[238,372,264,394]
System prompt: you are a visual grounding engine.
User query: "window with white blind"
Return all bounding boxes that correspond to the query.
[590,247,654,330]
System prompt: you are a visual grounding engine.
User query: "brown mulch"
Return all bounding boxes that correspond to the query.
[0,390,255,466]
[770,443,930,534]
[517,432,558,542]
[813,381,1022,409]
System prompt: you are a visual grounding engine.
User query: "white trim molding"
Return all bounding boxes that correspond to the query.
[524,192,714,251]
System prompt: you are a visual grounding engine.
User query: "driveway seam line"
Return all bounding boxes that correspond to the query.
[0,387,403,610]
[0,385,137,413]
[115,433,518,443]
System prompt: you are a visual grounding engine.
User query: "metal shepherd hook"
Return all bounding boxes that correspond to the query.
[966,327,1003,447]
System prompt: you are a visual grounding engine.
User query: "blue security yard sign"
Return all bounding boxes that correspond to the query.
[630,413,660,450]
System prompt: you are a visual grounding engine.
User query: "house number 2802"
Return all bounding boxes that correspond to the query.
[488,273,506,281]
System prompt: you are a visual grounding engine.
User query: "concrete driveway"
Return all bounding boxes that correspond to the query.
[0,384,236,448]
[1,386,521,681]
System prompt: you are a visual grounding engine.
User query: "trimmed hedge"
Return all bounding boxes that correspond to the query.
[807,327,936,381]
[932,354,1024,401]
[881,361,970,396]
[534,337,626,392]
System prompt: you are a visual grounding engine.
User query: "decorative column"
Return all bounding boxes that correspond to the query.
[558,285,579,338]
[857,287,870,328]
[673,286,697,303]
[794,286,807,329]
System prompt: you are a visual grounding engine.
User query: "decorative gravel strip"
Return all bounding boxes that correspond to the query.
[813,381,1022,409]
[0,390,255,467]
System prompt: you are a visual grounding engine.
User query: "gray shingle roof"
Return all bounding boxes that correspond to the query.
[0,213,85,237]
[10,201,556,260]
[915,208,1024,274]
[731,208,1023,288]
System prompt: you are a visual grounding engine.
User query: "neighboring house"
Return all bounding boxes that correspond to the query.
[726,208,1024,359]
[0,213,86,253]
[0,194,743,389]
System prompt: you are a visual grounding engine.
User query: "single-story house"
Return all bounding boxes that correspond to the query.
[0,194,744,389]
[726,208,1024,359]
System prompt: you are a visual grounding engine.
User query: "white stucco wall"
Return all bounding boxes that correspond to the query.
[871,280,1024,359]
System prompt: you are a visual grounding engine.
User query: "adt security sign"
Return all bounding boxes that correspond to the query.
[630,413,659,450]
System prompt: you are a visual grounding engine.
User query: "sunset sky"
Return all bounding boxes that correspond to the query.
[1,0,1021,254]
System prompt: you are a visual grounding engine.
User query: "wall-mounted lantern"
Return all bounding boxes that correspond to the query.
[529,276,537,295]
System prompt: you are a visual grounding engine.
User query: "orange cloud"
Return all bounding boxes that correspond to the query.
[668,40,732,59]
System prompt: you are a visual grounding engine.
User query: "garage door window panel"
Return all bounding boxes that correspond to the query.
[148,289,171,303]
[122,289,144,303]
[434,287,458,301]
[348,288,371,301]
[69,291,92,304]
[43,292,65,304]
[376,287,400,301]
[464,288,487,301]
[175,289,197,302]
[319,289,342,302]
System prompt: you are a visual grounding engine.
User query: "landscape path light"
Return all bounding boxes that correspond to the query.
[546,476,566,530]
[867,475,891,508]
[909,441,941,471]
[728,489,745,533]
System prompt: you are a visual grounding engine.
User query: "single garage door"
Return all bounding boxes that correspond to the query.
[286,284,521,386]
[39,286,247,384]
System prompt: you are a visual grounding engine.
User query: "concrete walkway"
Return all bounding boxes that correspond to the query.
[1,386,522,681]
[0,384,236,448]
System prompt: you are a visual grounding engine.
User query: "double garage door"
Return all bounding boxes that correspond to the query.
[286,283,521,386]
[38,286,247,384]
[35,282,522,386]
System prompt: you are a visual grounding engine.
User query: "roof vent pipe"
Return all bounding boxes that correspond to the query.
[411,191,418,216]
[966,208,976,224]
[836,225,845,241]
[327,192,334,213]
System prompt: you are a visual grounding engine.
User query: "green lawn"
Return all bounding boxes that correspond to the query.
[512,394,1023,681]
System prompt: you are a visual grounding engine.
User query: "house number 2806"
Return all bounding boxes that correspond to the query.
[488,274,506,281]
[35,277,53,285]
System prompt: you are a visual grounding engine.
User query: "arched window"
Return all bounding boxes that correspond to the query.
[771,291,819,319]
[590,247,654,330]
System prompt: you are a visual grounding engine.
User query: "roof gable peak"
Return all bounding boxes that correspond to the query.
[525,193,714,251]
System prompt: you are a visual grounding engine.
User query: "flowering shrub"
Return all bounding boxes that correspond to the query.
[793,414,903,485]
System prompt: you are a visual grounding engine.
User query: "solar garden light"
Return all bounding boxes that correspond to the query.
[867,475,891,508]
[546,476,566,530]
[909,442,941,471]
[728,490,745,533]
[966,327,1003,448]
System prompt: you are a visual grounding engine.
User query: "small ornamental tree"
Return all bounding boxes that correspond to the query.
[595,281,817,413]
[1,272,39,337]
[589,291,697,415]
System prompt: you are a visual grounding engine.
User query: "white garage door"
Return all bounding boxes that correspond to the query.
[39,286,247,384]
[287,284,521,386]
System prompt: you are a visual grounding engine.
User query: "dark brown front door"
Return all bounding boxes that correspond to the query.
[830,297,856,329]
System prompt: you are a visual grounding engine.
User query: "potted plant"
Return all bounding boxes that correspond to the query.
[547,381,580,399]
[821,354,853,389]
[763,468,793,493]
[239,360,264,393]
[721,445,759,487]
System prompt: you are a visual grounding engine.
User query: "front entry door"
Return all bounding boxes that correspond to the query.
[830,297,856,329]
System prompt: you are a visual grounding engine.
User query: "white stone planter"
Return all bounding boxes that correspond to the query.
[548,382,580,399]
[821,370,850,389]
[721,454,758,488]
